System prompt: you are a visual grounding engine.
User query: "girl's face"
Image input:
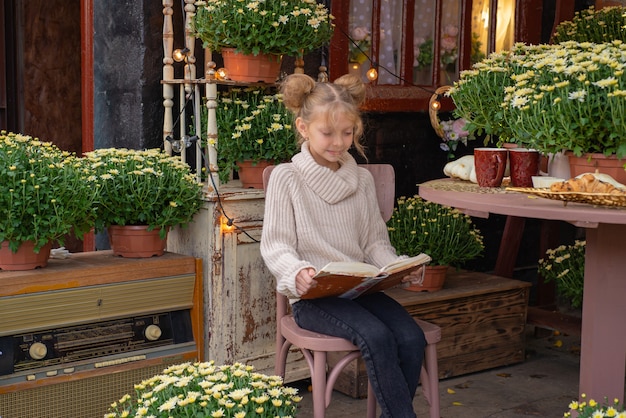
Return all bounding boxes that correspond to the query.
[296,112,355,171]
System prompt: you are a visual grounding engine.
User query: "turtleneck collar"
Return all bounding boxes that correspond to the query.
[291,142,360,204]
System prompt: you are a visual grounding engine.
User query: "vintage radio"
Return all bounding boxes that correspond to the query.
[0,251,202,418]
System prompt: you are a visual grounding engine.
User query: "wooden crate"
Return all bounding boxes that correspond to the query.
[330,269,531,398]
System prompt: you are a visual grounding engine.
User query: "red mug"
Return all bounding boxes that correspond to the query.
[509,148,540,187]
[474,148,508,187]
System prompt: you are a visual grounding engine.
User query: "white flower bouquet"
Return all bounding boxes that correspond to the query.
[538,240,585,309]
[105,361,302,417]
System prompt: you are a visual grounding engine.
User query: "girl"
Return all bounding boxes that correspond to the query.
[261,73,425,417]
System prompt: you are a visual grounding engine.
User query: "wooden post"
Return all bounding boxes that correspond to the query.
[205,63,219,192]
[163,0,175,155]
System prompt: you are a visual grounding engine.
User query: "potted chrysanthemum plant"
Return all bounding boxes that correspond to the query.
[193,0,334,83]
[85,148,204,257]
[564,394,625,418]
[0,131,96,270]
[207,87,299,187]
[503,41,626,182]
[387,195,484,291]
[538,240,586,310]
[104,361,302,418]
[552,6,626,44]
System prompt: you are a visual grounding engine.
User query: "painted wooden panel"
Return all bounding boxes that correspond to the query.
[167,187,310,380]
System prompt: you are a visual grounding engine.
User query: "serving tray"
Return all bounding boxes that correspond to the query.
[506,187,626,207]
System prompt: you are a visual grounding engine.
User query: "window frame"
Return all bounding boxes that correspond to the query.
[328,0,551,112]
[329,0,471,112]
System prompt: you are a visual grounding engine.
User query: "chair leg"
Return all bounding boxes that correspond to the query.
[312,350,328,418]
[366,381,376,418]
[423,343,440,418]
[275,340,290,377]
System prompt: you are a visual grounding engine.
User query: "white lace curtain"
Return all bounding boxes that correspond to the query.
[349,0,460,84]
[349,0,515,84]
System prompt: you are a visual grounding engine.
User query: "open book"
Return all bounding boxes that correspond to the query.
[301,253,432,300]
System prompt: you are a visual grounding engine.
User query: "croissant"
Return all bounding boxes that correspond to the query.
[550,173,623,194]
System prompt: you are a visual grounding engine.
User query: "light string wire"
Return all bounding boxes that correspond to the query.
[167,91,194,142]
[165,82,260,243]
[202,145,261,243]
[173,21,453,241]
[338,25,439,95]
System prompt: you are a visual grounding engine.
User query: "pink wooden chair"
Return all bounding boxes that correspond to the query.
[263,164,441,418]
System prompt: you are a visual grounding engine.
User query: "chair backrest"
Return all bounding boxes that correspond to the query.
[262,163,395,221]
[360,164,395,222]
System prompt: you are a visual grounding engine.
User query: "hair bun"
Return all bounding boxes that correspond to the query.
[280,74,316,113]
[333,74,366,106]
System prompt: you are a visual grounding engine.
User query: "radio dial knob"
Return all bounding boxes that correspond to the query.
[144,324,162,341]
[29,342,48,360]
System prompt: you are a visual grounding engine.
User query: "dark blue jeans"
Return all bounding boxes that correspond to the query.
[292,292,425,418]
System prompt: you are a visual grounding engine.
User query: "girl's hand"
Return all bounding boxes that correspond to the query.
[402,265,425,286]
[295,267,317,296]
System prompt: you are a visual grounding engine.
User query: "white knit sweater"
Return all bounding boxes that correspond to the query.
[260,142,401,301]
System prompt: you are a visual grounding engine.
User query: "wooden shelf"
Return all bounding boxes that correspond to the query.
[527,306,581,337]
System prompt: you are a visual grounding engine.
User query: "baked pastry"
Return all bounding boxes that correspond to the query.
[550,173,624,194]
[443,155,477,183]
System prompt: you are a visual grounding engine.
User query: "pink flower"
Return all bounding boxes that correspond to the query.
[444,24,459,37]
[351,26,370,42]
[441,36,456,52]
[452,118,469,137]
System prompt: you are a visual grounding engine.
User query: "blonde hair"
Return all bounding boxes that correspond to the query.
[280,73,367,158]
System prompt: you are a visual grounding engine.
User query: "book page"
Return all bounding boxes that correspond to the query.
[380,253,432,274]
[364,259,429,295]
[314,261,381,279]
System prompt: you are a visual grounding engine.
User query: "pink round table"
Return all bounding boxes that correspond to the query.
[420,178,626,402]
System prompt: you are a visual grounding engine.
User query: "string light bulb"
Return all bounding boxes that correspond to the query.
[165,135,198,153]
[366,66,378,82]
[431,98,441,111]
[216,67,230,80]
[220,215,235,234]
[173,47,190,63]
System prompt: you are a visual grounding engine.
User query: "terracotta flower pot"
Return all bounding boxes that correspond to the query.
[566,152,626,184]
[221,48,282,83]
[0,241,52,271]
[236,160,273,189]
[108,225,168,258]
[404,265,448,292]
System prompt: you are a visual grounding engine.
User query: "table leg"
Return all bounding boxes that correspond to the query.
[579,223,626,401]
[494,216,525,278]
[536,220,559,308]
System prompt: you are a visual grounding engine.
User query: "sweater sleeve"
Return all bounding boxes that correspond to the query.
[260,165,313,299]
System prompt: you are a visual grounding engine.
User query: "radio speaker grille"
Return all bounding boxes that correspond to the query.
[0,357,187,418]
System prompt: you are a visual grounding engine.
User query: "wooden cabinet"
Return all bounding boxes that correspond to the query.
[167,187,310,381]
[0,251,202,417]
